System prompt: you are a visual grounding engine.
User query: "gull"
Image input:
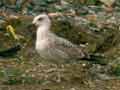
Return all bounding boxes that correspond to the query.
[32,13,88,63]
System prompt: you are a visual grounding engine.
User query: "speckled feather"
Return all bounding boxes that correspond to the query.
[33,13,86,63]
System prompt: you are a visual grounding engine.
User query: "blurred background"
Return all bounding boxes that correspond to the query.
[0,0,120,90]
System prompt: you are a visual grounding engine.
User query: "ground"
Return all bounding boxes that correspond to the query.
[0,0,120,90]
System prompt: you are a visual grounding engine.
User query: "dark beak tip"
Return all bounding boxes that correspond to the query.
[27,23,36,29]
[28,23,36,27]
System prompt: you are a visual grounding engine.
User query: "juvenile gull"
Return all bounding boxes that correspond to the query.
[32,13,87,63]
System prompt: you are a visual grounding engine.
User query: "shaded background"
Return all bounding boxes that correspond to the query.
[0,0,120,90]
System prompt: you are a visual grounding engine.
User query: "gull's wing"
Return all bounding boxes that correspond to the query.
[53,36,86,59]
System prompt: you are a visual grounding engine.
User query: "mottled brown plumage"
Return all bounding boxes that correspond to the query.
[32,13,86,63]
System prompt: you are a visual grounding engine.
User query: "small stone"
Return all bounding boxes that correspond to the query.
[82,63,86,67]
[21,74,26,77]
[31,74,35,77]
[70,88,76,90]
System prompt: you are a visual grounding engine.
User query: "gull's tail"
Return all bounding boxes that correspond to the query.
[82,53,107,65]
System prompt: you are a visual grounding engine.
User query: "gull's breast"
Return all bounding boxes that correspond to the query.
[36,39,50,51]
[35,39,69,63]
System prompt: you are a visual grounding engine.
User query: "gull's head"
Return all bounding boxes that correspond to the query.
[32,13,51,27]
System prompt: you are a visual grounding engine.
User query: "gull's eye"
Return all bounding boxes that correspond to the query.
[38,17,43,21]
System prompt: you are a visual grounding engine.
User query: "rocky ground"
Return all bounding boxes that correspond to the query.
[0,0,120,90]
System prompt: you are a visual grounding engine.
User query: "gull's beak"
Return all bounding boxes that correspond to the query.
[27,23,36,30]
[32,20,36,25]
